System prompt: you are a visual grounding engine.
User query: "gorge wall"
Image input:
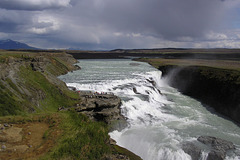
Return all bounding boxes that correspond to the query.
[159,65,240,123]
[0,51,80,116]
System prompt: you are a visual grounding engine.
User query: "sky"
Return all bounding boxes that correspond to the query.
[0,0,240,50]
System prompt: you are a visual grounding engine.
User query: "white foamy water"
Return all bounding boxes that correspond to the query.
[59,59,240,160]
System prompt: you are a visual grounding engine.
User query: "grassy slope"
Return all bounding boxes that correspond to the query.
[0,50,79,115]
[43,112,111,160]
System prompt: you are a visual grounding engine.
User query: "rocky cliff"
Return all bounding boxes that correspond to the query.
[0,51,80,116]
[159,65,240,123]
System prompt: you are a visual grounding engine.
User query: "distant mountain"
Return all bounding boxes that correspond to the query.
[0,39,38,50]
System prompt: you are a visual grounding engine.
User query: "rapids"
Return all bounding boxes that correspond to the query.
[59,59,240,160]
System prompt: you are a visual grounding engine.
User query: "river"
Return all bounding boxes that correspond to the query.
[59,59,240,160]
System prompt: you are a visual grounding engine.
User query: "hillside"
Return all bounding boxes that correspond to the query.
[0,39,38,50]
[0,50,79,115]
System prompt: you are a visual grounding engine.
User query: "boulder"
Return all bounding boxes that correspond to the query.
[133,87,140,94]
[182,136,236,160]
[197,136,235,160]
[197,136,235,152]
[207,150,225,160]
[182,142,202,160]
[74,65,81,70]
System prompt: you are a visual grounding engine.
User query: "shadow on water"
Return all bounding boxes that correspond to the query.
[200,102,240,128]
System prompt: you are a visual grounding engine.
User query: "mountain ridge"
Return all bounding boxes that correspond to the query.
[0,39,39,50]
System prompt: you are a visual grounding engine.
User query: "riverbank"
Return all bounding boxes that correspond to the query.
[0,50,141,160]
[135,58,240,124]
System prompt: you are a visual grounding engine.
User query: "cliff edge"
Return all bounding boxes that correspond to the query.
[160,65,240,123]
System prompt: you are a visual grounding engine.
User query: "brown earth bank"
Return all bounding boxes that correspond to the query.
[0,115,61,160]
[136,58,240,124]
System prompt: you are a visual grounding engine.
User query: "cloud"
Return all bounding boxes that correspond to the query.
[0,9,33,32]
[0,0,71,11]
[0,0,239,49]
[28,15,60,34]
[84,0,226,39]
[46,0,228,48]
[205,32,228,41]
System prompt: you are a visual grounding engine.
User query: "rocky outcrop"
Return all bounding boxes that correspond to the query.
[197,136,235,151]
[182,142,202,160]
[198,136,235,160]
[182,136,236,160]
[159,65,240,123]
[72,92,127,129]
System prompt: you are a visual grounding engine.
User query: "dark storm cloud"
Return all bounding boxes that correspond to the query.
[0,10,33,32]
[0,0,239,49]
[43,0,228,49]
[85,0,226,40]
[0,0,71,11]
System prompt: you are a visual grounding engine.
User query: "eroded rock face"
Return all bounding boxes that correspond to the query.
[198,136,235,160]
[197,136,235,152]
[75,92,126,128]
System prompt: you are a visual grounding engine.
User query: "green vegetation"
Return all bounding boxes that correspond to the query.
[46,112,111,160]
[199,67,240,85]
[40,112,142,160]
[0,50,79,116]
[47,57,72,76]
[18,66,78,112]
[0,81,22,116]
